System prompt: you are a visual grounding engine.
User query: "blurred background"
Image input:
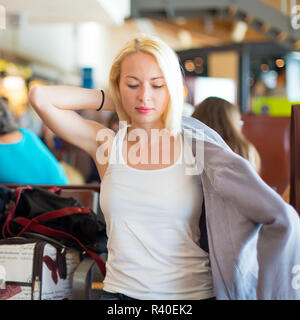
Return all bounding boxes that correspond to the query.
[0,0,299,195]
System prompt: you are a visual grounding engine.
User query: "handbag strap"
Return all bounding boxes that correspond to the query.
[30,206,90,223]
[14,216,106,276]
[3,186,90,237]
[48,186,62,194]
[2,185,32,238]
[6,207,90,237]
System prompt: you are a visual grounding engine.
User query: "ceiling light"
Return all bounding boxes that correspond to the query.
[231,21,248,43]
[275,59,285,68]
[261,64,269,72]
[2,76,25,90]
[184,60,195,72]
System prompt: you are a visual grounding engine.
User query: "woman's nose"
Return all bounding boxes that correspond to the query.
[138,85,151,102]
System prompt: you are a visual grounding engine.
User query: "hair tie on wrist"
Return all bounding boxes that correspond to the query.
[96,90,105,111]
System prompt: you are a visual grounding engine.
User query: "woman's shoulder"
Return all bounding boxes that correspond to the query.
[19,128,52,152]
[18,127,36,138]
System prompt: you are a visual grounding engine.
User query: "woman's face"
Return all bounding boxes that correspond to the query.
[119,51,170,129]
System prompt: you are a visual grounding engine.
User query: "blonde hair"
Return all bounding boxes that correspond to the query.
[192,97,261,173]
[109,34,184,136]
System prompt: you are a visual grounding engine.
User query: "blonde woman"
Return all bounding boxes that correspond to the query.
[29,34,300,300]
[192,97,261,173]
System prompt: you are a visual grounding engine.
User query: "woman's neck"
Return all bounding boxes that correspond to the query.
[127,119,165,137]
[0,130,22,144]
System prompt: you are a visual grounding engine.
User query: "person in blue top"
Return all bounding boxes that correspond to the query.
[0,97,68,185]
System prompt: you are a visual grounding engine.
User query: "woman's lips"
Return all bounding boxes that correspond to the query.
[136,107,153,114]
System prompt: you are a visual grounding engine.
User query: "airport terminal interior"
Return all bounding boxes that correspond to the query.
[0,0,300,301]
[0,0,299,195]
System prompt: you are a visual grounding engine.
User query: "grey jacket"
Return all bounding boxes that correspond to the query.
[182,116,300,300]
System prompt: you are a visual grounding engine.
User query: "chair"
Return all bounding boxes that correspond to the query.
[290,105,300,216]
[241,114,290,195]
[72,254,107,300]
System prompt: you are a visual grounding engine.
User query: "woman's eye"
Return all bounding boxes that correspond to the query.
[127,84,164,89]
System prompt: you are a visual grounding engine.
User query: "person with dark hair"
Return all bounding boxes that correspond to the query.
[192,96,261,173]
[0,97,68,185]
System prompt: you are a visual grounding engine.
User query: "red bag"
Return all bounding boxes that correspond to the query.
[2,186,106,277]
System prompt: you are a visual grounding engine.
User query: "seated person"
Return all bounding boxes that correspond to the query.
[192,96,261,173]
[0,97,69,185]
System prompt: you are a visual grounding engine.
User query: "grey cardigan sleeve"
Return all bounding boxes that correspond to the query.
[182,115,300,299]
[213,149,300,299]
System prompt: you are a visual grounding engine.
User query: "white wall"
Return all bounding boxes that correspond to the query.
[76,23,111,89]
[0,22,113,87]
[0,23,76,71]
[0,14,182,88]
[0,0,132,87]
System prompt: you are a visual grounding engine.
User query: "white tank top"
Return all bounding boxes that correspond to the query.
[100,126,214,300]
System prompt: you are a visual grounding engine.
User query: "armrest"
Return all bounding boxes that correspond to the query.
[72,254,107,300]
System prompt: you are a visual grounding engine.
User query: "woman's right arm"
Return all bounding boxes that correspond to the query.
[29,85,115,157]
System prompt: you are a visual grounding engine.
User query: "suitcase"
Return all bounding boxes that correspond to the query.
[0,234,81,300]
